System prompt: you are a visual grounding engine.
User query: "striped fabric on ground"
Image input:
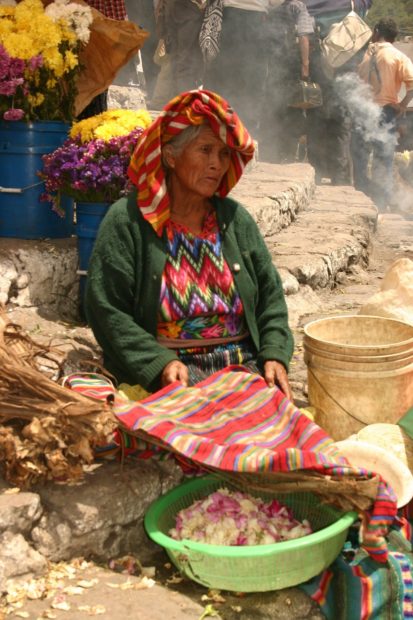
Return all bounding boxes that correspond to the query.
[303,530,413,619]
[66,366,397,563]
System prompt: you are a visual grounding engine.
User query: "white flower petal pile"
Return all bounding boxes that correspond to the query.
[169,488,312,546]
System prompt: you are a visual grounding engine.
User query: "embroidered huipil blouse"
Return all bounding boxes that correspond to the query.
[157,210,248,348]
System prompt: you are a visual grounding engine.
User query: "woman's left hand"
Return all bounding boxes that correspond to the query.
[263,360,293,401]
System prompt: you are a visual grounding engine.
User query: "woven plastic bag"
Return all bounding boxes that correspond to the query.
[74,4,149,115]
[320,10,371,72]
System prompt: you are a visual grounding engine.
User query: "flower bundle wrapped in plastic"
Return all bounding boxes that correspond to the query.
[40,109,152,213]
[0,0,93,121]
[169,488,312,546]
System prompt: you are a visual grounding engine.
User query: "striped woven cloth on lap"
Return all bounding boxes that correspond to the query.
[65,366,397,563]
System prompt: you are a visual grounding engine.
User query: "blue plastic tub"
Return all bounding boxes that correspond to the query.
[0,120,74,239]
[76,201,111,307]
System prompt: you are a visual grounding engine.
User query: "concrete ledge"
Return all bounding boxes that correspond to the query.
[268,184,377,290]
[0,237,78,319]
[0,163,316,319]
[0,458,183,587]
[232,162,315,237]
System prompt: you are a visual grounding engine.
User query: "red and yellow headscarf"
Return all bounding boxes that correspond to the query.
[127,89,255,237]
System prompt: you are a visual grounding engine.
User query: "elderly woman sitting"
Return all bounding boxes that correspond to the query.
[84,90,294,399]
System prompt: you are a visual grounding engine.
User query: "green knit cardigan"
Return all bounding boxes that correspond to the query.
[84,191,294,390]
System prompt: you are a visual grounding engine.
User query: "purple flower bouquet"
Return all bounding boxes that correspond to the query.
[40,125,146,214]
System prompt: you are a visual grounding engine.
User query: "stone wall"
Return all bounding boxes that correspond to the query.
[0,460,183,592]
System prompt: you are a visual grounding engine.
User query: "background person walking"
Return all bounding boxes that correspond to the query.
[351,18,413,211]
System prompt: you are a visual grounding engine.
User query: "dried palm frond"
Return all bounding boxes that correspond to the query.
[0,308,117,488]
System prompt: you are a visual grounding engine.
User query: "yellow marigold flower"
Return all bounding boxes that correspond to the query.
[27,93,45,107]
[60,23,77,45]
[70,110,152,143]
[95,121,124,140]
[43,49,65,77]
[46,78,58,88]
[0,7,14,17]
[70,110,151,142]
[35,23,62,54]
[64,50,78,71]
[2,32,35,60]
[14,0,39,20]
[70,117,96,142]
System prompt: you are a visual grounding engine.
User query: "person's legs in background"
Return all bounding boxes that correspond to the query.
[150,53,175,110]
[350,122,373,197]
[259,25,304,163]
[123,0,160,100]
[166,0,204,94]
[76,90,108,120]
[370,106,398,211]
[306,106,329,183]
[327,109,352,185]
[260,101,307,163]
[204,8,268,136]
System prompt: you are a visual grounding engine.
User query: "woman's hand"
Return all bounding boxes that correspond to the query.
[161,360,189,387]
[263,360,293,401]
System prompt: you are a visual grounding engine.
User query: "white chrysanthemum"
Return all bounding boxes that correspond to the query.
[45,0,93,44]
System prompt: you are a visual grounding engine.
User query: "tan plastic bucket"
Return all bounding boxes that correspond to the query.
[303,315,413,441]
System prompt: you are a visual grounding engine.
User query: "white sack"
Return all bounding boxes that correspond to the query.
[358,257,413,326]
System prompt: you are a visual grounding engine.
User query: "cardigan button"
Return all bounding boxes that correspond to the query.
[232,263,241,273]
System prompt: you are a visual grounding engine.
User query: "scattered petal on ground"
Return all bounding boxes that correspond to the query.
[76,579,98,589]
[77,604,106,615]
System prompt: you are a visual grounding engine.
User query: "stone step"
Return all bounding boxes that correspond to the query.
[267,184,377,291]
[0,165,376,326]
[231,161,315,237]
[0,162,315,321]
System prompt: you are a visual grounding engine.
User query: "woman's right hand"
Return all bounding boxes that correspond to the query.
[161,360,189,387]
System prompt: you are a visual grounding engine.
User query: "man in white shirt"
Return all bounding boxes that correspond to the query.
[351,18,413,210]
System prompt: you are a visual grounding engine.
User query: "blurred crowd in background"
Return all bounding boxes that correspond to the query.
[83,0,413,212]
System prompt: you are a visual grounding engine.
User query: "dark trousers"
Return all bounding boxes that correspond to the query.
[77,90,108,120]
[120,0,160,97]
[307,104,352,184]
[351,105,398,209]
[204,8,269,134]
[305,52,352,185]
[165,0,204,95]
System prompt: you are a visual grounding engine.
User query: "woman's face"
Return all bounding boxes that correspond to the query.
[167,127,232,199]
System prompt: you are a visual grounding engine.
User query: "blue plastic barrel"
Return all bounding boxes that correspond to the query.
[76,201,111,307]
[0,120,74,239]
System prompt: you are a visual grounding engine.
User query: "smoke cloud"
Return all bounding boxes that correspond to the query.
[334,72,397,146]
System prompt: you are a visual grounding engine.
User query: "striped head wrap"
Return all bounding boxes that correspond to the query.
[127,89,255,237]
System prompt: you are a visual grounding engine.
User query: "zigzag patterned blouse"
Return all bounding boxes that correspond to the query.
[157,210,248,347]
